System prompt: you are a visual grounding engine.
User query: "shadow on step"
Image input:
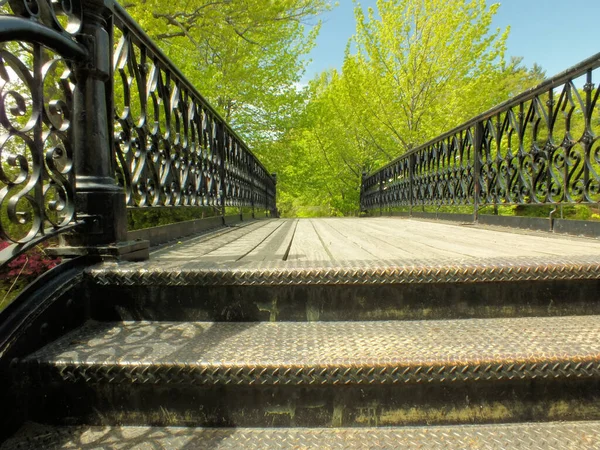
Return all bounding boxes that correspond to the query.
[0,422,236,450]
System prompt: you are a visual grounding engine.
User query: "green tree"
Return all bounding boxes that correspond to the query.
[276,0,547,216]
[346,0,510,154]
[124,0,331,149]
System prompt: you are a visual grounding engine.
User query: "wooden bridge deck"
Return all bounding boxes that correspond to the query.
[149,217,600,265]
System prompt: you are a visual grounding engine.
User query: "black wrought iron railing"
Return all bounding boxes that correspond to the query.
[361,53,600,219]
[0,0,276,268]
[112,5,276,213]
[0,1,86,265]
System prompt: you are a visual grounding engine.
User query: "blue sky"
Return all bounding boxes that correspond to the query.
[302,0,600,83]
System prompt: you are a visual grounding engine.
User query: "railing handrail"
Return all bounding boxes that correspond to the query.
[0,15,88,60]
[368,51,600,177]
[112,3,272,178]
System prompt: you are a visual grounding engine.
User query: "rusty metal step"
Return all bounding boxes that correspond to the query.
[3,420,600,449]
[13,317,600,427]
[21,316,600,386]
[85,256,600,322]
[88,255,600,286]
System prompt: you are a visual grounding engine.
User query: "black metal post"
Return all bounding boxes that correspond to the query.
[271,173,278,218]
[360,171,367,215]
[218,122,226,223]
[378,173,383,217]
[250,163,256,219]
[473,121,484,223]
[409,154,415,217]
[58,0,148,260]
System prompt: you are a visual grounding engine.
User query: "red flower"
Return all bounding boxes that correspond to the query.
[0,240,61,282]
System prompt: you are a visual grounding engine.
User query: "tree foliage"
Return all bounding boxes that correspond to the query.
[274,0,546,216]
[124,0,330,147]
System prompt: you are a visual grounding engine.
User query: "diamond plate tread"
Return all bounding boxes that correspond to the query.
[21,316,600,386]
[87,255,600,286]
[3,421,600,449]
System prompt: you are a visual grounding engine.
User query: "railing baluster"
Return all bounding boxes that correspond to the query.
[473,121,484,223]
[250,161,255,219]
[271,173,278,218]
[379,172,383,217]
[218,122,226,223]
[409,154,415,217]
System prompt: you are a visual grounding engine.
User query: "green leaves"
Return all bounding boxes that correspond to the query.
[125,0,330,147]
[277,0,545,216]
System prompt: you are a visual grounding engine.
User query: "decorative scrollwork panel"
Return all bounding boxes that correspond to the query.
[0,0,81,243]
[113,6,276,213]
[411,127,475,207]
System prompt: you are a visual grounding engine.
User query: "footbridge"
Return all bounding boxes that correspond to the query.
[1,2,600,448]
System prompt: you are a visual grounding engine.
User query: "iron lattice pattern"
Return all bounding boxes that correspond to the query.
[22,316,600,386]
[3,422,600,449]
[0,1,83,243]
[362,55,600,211]
[112,6,276,211]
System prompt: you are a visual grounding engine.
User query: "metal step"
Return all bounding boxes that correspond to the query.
[3,421,600,449]
[88,255,600,286]
[14,317,600,427]
[85,256,600,322]
[21,316,600,386]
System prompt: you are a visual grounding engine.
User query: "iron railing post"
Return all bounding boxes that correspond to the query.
[58,0,147,260]
[473,121,484,223]
[360,171,367,215]
[218,122,226,223]
[271,173,278,218]
[409,154,415,217]
[250,162,255,219]
[379,172,383,217]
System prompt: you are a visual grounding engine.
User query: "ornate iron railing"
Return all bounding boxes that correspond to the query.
[0,1,276,268]
[112,5,276,212]
[361,53,600,218]
[0,0,87,265]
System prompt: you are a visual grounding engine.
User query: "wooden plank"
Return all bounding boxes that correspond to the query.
[200,220,285,263]
[322,219,424,259]
[152,217,600,266]
[342,219,478,258]
[152,220,269,261]
[374,218,600,257]
[286,219,332,262]
[241,219,298,262]
[311,219,378,261]
[368,219,524,258]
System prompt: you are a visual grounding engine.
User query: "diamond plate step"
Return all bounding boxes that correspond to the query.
[3,421,600,449]
[21,316,600,387]
[88,255,600,286]
[14,316,600,427]
[86,257,600,322]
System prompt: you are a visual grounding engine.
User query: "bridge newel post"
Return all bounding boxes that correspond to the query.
[360,171,367,215]
[56,0,148,260]
[378,172,383,217]
[408,153,415,217]
[473,120,484,223]
[270,173,278,218]
[218,122,226,224]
